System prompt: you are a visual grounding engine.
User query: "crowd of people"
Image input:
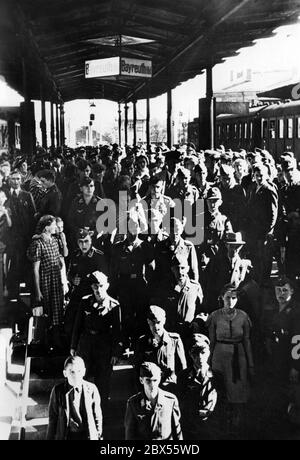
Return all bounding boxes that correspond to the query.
[2,141,300,440]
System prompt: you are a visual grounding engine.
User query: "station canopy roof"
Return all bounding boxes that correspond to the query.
[1,0,300,103]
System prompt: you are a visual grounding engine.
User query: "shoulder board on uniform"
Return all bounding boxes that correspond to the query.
[107,296,120,307]
[161,390,177,400]
[190,279,201,286]
[82,294,93,301]
[168,332,180,339]
[92,247,104,256]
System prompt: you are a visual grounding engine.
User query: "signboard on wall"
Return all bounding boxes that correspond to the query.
[85,57,152,79]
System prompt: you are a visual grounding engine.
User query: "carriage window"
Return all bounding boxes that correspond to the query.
[297,118,300,139]
[287,118,293,139]
[222,124,226,138]
[278,119,284,139]
[226,124,230,138]
[239,123,242,139]
[250,122,253,138]
[244,123,248,139]
[269,119,276,139]
[262,119,268,139]
[234,124,238,139]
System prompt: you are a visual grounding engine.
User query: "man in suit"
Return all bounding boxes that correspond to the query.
[246,163,278,285]
[38,169,62,217]
[205,232,259,322]
[47,356,103,440]
[6,169,36,298]
[124,361,183,440]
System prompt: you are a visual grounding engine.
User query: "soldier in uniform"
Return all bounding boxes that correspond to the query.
[70,271,122,405]
[66,177,103,252]
[192,162,212,200]
[168,167,199,206]
[218,164,247,234]
[197,187,232,308]
[64,228,109,344]
[280,155,300,280]
[110,216,154,345]
[265,276,299,383]
[152,217,199,296]
[155,255,203,350]
[134,306,187,392]
[38,169,62,218]
[143,175,175,219]
[177,334,219,440]
[125,362,183,440]
[245,163,278,286]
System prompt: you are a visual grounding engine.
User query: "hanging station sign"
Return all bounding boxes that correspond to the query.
[85,57,152,79]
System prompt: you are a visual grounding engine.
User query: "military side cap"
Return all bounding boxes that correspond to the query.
[207,187,222,200]
[140,362,162,378]
[87,271,108,285]
[190,333,210,350]
[147,305,166,321]
[76,227,94,239]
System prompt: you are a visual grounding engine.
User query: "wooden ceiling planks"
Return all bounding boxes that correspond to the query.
[1,0,300,103]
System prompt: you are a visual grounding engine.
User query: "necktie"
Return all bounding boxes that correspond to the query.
[70,388,82,426]
[12,190,18,198]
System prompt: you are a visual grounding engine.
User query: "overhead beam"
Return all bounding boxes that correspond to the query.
[121,0,254,102]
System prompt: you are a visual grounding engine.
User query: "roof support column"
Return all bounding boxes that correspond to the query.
[146,95,150,149]
[133,100,137,146]
[167,88,174,149]
[40,86,47,149]
[50,102,55,148]
[56,104,60,147]
[60,103,65,147]
[118,103,122,146]
[206,65,215,150]
[20,58,36,158]
[124,103,128,146]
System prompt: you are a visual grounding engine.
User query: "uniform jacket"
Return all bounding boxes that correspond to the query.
[124,389,183,440]
[247,183,278,240]
[162,278,203,330]
[154,237,199,288]
[67,194,103,246]
[219,184,247,233]
[68,246,109,287]
[71,294,121,354]
[134,330,187,385]
[177,367,218,426]
[47,380,103,440]
[39,184,62,217]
